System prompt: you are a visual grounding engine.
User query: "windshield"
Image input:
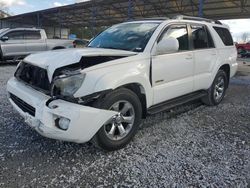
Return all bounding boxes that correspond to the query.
[0,28,9,35]
[88,22,160,52]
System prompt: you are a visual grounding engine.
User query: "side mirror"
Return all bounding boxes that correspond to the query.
[156,37,179,55]
[1,36,9,41]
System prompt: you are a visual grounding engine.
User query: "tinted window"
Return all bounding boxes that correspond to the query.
[24,31,41,40]
[4,31,24,40]
[159,25,189,51]
[213,27,233,46]
[191,25,214,49]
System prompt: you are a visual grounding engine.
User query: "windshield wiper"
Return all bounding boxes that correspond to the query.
[100,46,121,50]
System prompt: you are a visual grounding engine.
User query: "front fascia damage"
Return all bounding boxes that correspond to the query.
[15,54,133,107]
[48,55,129,106]
[46,89,113,107]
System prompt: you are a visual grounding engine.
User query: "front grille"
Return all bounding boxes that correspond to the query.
[15,62,50,94]
[9,93,36,116]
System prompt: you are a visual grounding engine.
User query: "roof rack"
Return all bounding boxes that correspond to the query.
[173,15,222,25]
[126,17,169,22]
[142,17,169,21]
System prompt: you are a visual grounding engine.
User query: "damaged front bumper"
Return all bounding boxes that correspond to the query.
[7,77,116,143]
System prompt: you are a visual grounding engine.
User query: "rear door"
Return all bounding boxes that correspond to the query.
[1,30,26,57]
[24,30,46,54]
[190,24,217,91]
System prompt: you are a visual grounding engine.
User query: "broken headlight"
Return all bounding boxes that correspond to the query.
[51,71,86,97]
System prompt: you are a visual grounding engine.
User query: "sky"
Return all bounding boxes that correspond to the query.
[1,0,250,42]
[0,0,88,14]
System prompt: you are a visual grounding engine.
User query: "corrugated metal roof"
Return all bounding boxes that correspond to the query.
[0,0,249,28]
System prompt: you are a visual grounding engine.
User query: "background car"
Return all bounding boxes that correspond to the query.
[236,41,250,57]
[0,28,74,62]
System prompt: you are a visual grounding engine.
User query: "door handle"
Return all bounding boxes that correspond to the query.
[185,57,193,60]
[185,54,193,60]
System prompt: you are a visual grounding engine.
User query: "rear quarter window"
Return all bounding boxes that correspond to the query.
[213,27,234,46]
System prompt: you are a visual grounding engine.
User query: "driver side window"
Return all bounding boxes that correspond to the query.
[4,31,24,40]
[159,25,189,51]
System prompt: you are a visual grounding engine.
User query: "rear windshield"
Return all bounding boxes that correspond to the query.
[213,27,234,46]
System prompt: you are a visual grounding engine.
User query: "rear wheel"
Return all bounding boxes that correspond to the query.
[92,88,142,151]
[52,47,65,50]
[202,70,228,106]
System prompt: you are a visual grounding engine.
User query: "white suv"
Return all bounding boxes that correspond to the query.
[7,16,238,151]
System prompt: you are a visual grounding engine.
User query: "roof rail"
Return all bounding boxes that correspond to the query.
[126,17,169,22]
[142,17,169,20]
[173,15,222,25]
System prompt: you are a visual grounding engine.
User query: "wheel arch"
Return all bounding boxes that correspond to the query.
[117,83,147,119]
[52,46,65,50]
[219,64,230,88]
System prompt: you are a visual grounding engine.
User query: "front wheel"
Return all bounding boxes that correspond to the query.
[202,70,228,106]
[92,88,142,151]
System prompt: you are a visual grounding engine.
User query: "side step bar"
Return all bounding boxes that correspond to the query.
[147,91,207,115]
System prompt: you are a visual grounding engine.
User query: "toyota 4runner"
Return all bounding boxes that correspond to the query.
[7,16,238,151]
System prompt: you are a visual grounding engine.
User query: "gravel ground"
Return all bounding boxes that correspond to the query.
[0,65,249,188]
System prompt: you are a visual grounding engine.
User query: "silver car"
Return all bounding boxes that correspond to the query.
[0,28,74,61]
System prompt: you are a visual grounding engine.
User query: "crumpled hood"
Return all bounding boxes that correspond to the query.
[24,48,137,80]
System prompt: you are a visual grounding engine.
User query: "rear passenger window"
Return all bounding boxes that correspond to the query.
[24,31,41,40]
[159,25,189,51]
[213,27,234,46]
[191,25,214,49]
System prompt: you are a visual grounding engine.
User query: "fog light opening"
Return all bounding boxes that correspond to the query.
[55,117,70,131]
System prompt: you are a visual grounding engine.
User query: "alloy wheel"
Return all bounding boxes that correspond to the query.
[104,100,135,141]
[214,76,225,102]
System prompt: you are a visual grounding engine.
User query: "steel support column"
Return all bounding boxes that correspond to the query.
[128,0,134,20]
[198,0,204,17]
[91,3,97,36]
[190,0,195,16]
[37,13,40,28]
[58,10,62,38]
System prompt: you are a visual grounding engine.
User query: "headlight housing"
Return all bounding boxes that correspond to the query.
[52,71,86,97]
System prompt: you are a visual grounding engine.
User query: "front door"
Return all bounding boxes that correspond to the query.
[1,30,26,57]
[152,24,194,105]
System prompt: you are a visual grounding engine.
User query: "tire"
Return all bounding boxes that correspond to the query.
[91,88,142,151]
[52,47,65,50]
[202,70,228,106]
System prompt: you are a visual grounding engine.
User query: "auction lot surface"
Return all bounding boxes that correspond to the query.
[0,64,249,187]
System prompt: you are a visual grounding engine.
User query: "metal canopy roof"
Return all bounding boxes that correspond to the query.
[1,0,250,28]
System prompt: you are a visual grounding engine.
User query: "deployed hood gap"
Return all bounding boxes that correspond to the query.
[53,55,129,78]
